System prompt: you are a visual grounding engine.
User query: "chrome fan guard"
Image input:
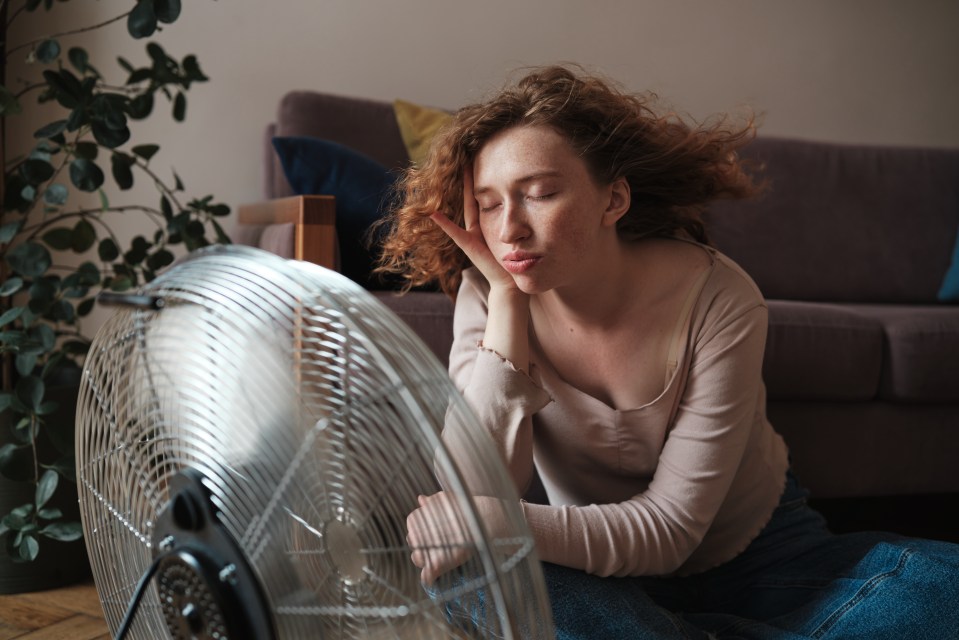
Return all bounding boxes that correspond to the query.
[76,246,554,639]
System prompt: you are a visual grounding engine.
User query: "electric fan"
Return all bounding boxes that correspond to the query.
[76,245,554,639]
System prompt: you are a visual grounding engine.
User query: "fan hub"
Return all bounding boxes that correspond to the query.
[324,518,368,584]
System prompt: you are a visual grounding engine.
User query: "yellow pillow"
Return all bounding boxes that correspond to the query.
[393,99,452,166]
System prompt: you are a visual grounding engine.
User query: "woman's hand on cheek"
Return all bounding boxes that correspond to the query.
[430,167,518,292]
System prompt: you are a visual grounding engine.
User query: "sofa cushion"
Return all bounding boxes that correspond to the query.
[272,136,397,288]
[763,300,883,400]
[846,304,959,402]
[374,291,455,368]
[704,138,959,303]
[393,99,452,167]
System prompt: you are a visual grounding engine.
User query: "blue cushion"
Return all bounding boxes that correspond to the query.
[939,229,959,302]
[272,136,396,287]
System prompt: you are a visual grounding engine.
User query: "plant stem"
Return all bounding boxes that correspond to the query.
[22,205,167,240]
[8,10,132,57]
[30,414,39,482]
[13,82,45,100]
[2,1,24,33]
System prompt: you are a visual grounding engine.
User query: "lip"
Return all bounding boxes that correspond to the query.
[502,252,541,275]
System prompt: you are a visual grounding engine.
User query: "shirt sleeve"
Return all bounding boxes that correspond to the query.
[447,269,552,495]
[521,300,770,577]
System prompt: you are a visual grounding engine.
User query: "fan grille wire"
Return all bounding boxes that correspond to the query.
[76,246,554,639]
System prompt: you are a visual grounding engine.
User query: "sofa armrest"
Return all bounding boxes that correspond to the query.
[237,195,337,269]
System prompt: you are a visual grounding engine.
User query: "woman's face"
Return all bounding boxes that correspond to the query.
[472,125,622,295]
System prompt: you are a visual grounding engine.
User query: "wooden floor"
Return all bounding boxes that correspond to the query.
[0,581,109,640]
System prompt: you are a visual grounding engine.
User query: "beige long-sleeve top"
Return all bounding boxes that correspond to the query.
[448,245,789,578]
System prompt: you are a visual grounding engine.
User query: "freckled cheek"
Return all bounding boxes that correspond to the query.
[478,218,496,245]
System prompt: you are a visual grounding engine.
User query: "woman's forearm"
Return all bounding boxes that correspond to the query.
[481,286,531,372]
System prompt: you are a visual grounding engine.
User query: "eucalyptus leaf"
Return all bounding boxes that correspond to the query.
[161,195,173,220]
[173,92,186,121]
[0,277,24,296]
[99,189,110,211]
[182,55,208,83]
[20,158,55,184]
[0,83,23,116]
[72,220,97,253]
[7,243,52,278]
[128,92,154,119]
[42,227,74,250]
[154,0,182,23]
[31,324,56,351]
[19,535,40,561]
[128,0,158,39]
[0,221,24,244]
[2,513,27,531]
[146,249,175,271]
[73,141,99,160]
[43,183,69,205]
[77,298,95,317]
[68,47,89,73]
[15,375,44,411]
[15,353,38,377]
[91,120,130,148]
[111,152,135,189]
[0,306,24,327]
[77,262,102,286]
[132,144,160,160]
[40,521,83,542]
[98,238,120,261]
[34,119,67,139]
[70,158,105,191]
[38,508,63,520]
[48,300,76,323]
[42,69,82,110]
[36,39,61,64]
[35,469,59,509]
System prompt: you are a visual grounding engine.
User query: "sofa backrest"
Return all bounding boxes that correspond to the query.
[265,91,410,200]
[704,138,959,303]
[265,90,959,304]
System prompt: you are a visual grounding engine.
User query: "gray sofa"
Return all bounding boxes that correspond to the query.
[243,90,959,538]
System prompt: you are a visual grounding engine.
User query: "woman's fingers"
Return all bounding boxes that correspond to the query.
[462,165,479,230]
[406,492,475,584]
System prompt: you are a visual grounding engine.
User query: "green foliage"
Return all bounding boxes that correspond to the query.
[1,0,230,562]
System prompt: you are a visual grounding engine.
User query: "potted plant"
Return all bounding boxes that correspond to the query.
[0,0,230,592]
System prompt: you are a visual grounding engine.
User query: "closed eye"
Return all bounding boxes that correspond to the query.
[528,193,556,202]
[479,203,501,213]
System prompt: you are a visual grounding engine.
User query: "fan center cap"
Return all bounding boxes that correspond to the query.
[325,519,367,583]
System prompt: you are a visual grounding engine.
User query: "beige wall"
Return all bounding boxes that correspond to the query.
[8,0,959,241]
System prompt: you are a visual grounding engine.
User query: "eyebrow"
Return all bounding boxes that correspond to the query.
[473,171,562,196]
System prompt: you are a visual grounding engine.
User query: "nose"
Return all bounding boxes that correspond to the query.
[497,200,531,244]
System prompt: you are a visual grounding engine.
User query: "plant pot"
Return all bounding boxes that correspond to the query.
[0,380,90,594]
[0,472,91,594]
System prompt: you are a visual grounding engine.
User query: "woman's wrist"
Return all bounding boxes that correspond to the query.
[483,286,531,371]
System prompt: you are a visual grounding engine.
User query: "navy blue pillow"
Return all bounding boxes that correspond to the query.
[272,136,396,288]
[939,228,959,302]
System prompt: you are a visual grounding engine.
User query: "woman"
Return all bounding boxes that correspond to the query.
[385,66,959,639]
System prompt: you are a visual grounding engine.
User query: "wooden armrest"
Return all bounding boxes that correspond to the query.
[237,195,337,269]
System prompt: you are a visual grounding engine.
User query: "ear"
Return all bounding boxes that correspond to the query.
[600,177,630,227]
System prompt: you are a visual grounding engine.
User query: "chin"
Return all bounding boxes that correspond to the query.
[511,274,549,296]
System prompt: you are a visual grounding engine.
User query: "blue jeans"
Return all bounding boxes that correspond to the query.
[543,471,959,639]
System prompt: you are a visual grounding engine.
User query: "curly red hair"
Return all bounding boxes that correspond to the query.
[374,65,761,298]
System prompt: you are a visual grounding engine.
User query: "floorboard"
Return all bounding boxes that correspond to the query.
[0,582,108,640]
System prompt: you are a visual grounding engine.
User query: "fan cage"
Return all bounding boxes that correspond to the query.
[76,246,554,639]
